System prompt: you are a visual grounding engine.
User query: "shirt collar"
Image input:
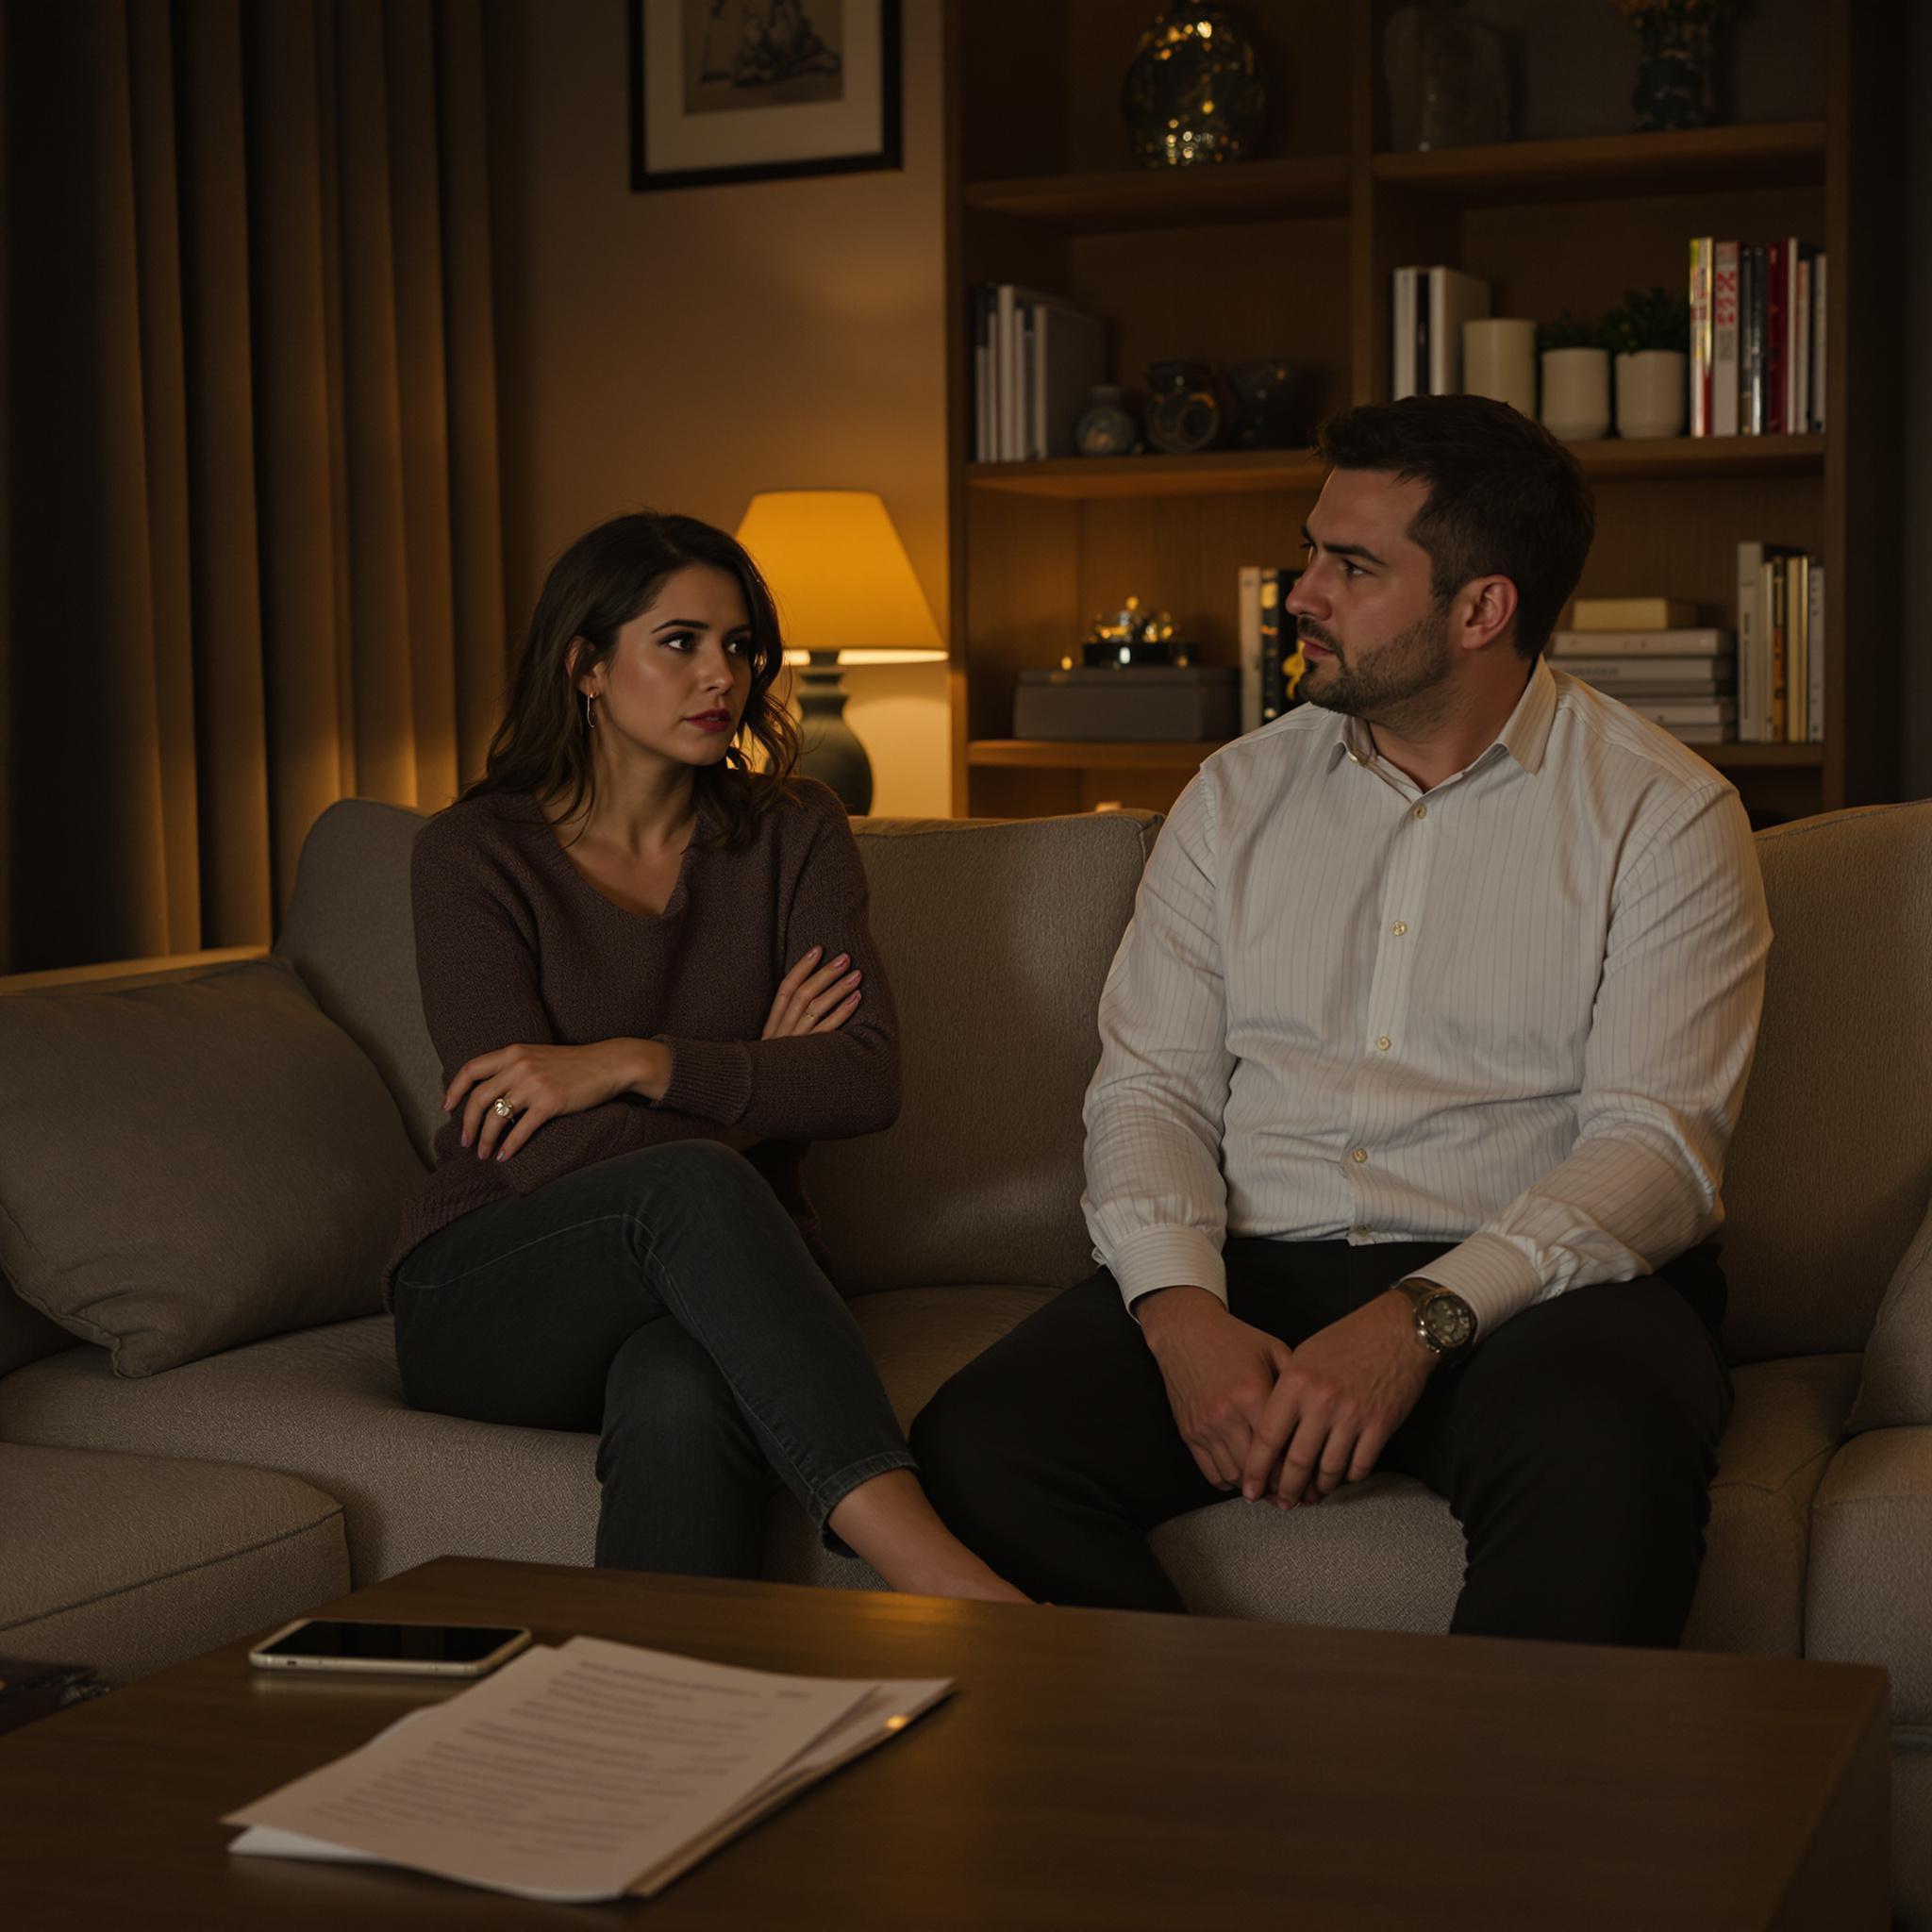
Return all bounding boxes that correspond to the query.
[1324,655,1558,778]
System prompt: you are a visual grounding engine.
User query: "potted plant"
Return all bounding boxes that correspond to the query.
[1535,311,1612,442]
[1610,0,1750,134]
[1603,285,1693,439]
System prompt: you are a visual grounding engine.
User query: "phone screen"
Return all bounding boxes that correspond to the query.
[256,1620,525,1665]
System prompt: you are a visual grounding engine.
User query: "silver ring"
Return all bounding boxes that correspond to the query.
[492,1097,516,1121]
[805,1004,816,1022]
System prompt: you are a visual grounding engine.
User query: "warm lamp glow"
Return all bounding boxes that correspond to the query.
[734,490,946,663]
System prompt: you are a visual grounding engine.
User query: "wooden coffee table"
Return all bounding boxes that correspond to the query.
[0,1556,1890,1927]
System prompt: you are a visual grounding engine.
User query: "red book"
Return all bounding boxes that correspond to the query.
[1765,241,1786,435]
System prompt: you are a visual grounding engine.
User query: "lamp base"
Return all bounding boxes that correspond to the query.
[794,655,874,815]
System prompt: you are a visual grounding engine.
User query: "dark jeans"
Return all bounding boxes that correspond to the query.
[391,1141,916,1576]
[911,1238,1734,1646]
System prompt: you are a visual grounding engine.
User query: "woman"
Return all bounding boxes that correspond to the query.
[389,510,1024,1604]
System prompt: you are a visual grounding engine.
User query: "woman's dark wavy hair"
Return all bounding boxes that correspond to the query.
[463,511,800,849]
[1315,394,1595,659]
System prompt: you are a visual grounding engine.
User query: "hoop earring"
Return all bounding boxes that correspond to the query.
[584,691,597,731]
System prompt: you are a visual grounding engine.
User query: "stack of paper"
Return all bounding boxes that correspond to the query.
[226,1635,952,1904]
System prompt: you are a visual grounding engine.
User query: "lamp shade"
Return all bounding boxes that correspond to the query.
[735,490,946,664]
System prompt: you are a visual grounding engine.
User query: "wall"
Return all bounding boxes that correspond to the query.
[487,0,952,816]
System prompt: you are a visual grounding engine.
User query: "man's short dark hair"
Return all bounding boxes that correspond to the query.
[1314,394,1595,659]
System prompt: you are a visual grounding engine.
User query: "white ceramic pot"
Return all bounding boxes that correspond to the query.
[1539,347,1611,441]
[1614,349,1689,439]
[1462,318,1538,417]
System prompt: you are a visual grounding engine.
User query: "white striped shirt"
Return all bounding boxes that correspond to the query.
[1082,657,1773,1336]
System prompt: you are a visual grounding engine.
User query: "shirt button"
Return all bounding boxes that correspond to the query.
[1376,1036,1391,1051]
[1350,1147,1369,1164]
[1354,1224,1372,1238]
[1413,804,1428,821]
[1391,922,1407,937]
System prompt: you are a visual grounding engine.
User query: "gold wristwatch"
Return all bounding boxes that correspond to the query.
[1398,1279,1478,1357]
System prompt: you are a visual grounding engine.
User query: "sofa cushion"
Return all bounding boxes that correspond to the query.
[0,1441,348,1684]
[0,1289,1058,1591]
[1846,1188,1932,1433]
[811,813,1157,1294]
[0,958,425,1376]
[1721,802,1932,1362]
[0,1274,76,1379]
[1806,1425,1932,1727]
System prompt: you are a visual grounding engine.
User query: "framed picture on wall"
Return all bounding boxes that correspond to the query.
[630,2,903,193]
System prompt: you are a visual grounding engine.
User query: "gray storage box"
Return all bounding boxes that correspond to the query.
[1015,666,1240,741]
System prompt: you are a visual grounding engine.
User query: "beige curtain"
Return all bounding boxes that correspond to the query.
[1,0,506,974]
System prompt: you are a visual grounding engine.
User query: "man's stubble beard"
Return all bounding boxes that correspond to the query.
[1297,599,1457,729]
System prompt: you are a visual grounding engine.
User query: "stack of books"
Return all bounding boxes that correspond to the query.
[1736,541,1825,743]
[1689,238,1825,438]
[1549,597,1737,745]
[971,284,1108,463]
[1390,267,1491,400]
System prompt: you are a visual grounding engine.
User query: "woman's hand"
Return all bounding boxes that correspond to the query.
[761,945,863,1041]
[445,1040,669,1163]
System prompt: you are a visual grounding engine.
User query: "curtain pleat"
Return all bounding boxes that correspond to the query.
[1,0,508,974]
[176,0,273,944]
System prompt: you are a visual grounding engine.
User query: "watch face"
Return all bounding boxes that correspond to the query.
[1423,1292,1477,1351]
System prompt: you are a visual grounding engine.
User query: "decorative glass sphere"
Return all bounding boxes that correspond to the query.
[1122,2,1268,169]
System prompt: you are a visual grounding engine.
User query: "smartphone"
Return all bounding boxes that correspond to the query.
[248,1618,533,1678]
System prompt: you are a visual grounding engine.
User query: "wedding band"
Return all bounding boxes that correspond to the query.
[805,1005,816,1022]
[492,1097,516,1121]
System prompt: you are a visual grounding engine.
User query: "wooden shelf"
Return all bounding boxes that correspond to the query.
[967,740,1224,772]
[968,437,1822,501]
[962,155,1350,232]
[1372,121,1826,206]
[971,737,1823,776]
[968,449,1326,499]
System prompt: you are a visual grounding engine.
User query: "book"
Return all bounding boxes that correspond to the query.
[1569,597,1699,631]
[1793,254,1811,441]
[225,1636,953,1905]
[1428,267,1491,394]
[1258,568,1286,723]
[1812,255,1827,431]
[1742,245,1765,434]
[1238,564,1263,733]
[1557,657,1735,691]
[1735,540,1800,741]
[1690,238,1712,437]
[1711,241,1740,438]
[1030,301,1108,459]
[1549,627,1731,658]
[1807,561,1825,741]
[1625,699,1738,727]
[1766,240,1786,436]
[1391,268,1420,400]
[973,287,994,463]
[1767,555,1789,741]
[1789,553,1809,743]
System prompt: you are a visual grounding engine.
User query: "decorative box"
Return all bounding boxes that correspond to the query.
[1014,666,1241,742]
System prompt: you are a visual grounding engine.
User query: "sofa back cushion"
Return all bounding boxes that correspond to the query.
[1720,802,1932,1361]
[0,1274,77,1378]
[0,958,425,1376]
[812,812,1158,1292]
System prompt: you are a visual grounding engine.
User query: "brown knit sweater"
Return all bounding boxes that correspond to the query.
[388,776,899,1290]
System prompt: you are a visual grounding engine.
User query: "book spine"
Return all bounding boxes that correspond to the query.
[1807,561,1825,741]
[1711,242,1740,437]
[992,285,1013,461]
[1785,238,1802,435]
[1549,627,1730,658]
[1813,255,1827,432]
[1765,241,1785,436]
[1258,570,1284,724]
[1768,555,1788,741]
[1794,254,1811,441]
[1238,565,1262,734]
[1690,238,1712,437]
[973,287,990,463]
[1416,269,1432,397]
[1743,247,1764,435]
[1790,553,1809,742]
[1391,270,1416,400]
[1735,541,1762,741]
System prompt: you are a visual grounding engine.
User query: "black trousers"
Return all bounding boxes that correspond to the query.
[910,1238,1734,1646]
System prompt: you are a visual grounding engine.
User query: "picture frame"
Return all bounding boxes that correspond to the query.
[629,2,903,194]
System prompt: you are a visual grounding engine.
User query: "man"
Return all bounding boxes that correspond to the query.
[912,394,1772,1646]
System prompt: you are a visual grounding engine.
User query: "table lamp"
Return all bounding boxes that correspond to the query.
[734,490,946,814]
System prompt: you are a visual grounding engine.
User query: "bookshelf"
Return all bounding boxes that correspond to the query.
[940,0,1907,823]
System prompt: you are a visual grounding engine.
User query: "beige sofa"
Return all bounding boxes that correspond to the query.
[1,798,1928,1919]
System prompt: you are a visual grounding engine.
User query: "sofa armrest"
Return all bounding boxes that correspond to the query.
[1807,1427,1932,1726]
